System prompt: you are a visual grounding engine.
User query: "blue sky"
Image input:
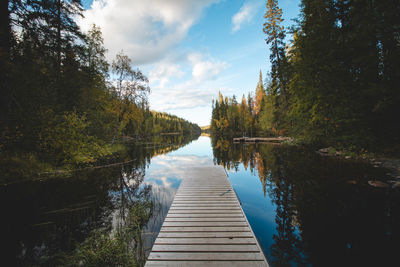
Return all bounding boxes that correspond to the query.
[80,0,301,126]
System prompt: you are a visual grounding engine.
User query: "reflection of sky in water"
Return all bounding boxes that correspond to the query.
[144,136,214,190]
[168,136,214,158]
[141,135,294,262]
[142,136,215,252]
[227,166,276,257]
[142,135,278,258]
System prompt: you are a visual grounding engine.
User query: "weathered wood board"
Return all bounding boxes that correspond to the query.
[145,166,269,266]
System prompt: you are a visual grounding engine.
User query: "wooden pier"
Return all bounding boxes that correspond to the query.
[145,166,269,266]
[233,137,291,143]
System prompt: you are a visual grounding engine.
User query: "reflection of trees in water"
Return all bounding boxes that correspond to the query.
[2,134,198,266]
[211,135,305,266]
[111,163,153,266]
[211,135,400,266]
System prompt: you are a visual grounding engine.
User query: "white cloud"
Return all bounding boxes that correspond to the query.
[150,80,214,111]
[149,63,185,88]
[188,53,228,82]
[78,0,219,65]
[232,2,257,32]
[78,0,232,126]
[148,52,228,112]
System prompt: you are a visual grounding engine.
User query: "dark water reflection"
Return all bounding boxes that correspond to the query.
[0,134,199,266]
[2,134,399,266]
[212,136,400,267]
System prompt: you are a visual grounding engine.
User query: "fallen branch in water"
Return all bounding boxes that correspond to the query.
[38,159,139,175]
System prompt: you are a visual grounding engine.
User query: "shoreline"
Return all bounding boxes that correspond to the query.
[316,147,400,181]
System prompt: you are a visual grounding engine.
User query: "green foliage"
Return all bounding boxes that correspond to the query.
[259,94,276,132]
[38,109,112,165]
[69,231,136,267]
[67,174,154,267]
[0,2,201,175]
[212,0,400,151]
[139,110,201,137]
[70,199,152,267]
[285,0,400,149]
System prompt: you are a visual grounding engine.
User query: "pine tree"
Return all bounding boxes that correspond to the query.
[263,0,286,97]
[263,0,291,132]
[254,70,265,116]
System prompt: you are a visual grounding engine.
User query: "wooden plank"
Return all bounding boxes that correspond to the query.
[176,194,234,196]
[146,166,268,267]
[172,200,238,203]
[175,196,236,200]
[175,194,236,197]
[169,207,241,210]
[156,232,254,238]
[174,196,236,198]
[145,261,267,266]
[166,213,243,218]
[177,189,232,192]
[147,252,265,261]
[162,222,247,227]
[151,244,259,252]
[178,188,233,190]
[171,204,238,207]
[154,237,257,245]
[165,217,245,222]
[173,198,237,201]
[171,207,237,209]
[167,211,243,214]
[169,207,240,211]
[179,187,231,189]
[160,226,250,232]
[171,203,238,205]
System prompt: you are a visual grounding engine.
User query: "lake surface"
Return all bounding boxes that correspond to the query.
[1,135,399,266]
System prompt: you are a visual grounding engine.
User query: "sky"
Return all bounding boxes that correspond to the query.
[79,0,301,126]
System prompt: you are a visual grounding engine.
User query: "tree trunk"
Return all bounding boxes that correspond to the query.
[56,0,62,73]
[0,0,11,123]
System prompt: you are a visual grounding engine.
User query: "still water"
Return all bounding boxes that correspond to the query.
[1,135,399,266]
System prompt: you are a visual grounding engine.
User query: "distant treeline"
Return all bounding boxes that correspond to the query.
[211,0,400,151]
[0,0,199,167]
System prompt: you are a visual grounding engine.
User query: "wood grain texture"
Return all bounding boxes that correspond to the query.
[154,237,256,245]
[145,166,268,267]
[164,217,245,222]
[145,261,267,266]
[151,244,260,252]
[148,252,265,261]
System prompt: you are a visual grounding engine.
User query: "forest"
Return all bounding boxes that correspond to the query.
[0,0,200,174]
[211,0,400,152]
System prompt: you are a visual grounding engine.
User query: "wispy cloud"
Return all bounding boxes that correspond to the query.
[188,53,228,82]
[78,0,219,65]
[232,1,258,32]
[148,52,229,111]
[149,63,185,88]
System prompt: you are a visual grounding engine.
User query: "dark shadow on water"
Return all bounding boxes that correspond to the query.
[0,134,199,266]
[211,135,400,267]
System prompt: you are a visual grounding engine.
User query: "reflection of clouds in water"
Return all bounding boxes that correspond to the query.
[144,153,214,209]
[144,154,212,205]
[154,154,213,167]
[145,154,213,189]
[142,153,214,253]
